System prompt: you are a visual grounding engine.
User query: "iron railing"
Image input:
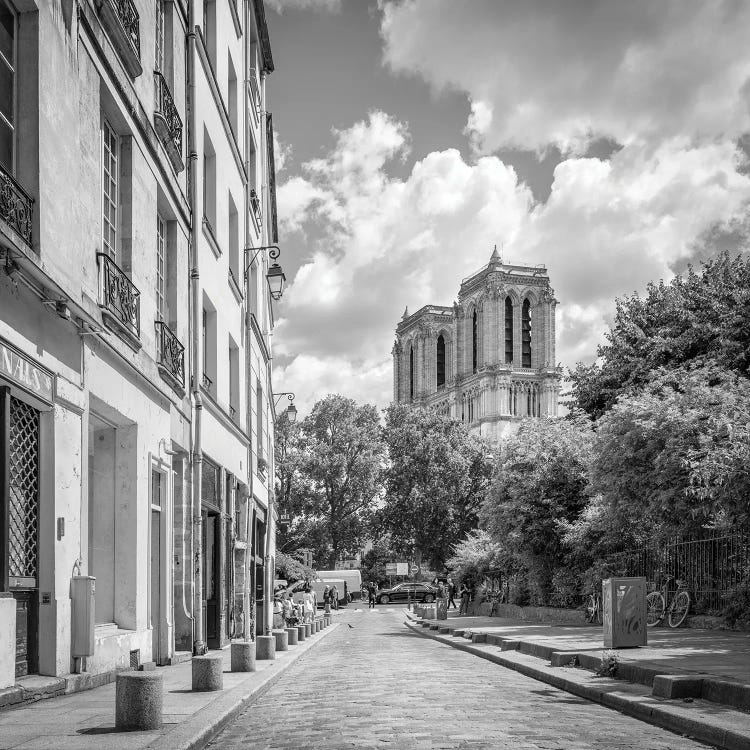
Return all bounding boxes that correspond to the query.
[618,532,750,615]
[108,0,140,58]
[0,165,33,245]
[153,71,182,156]
[250,189,262,224]
[202,372,213,390]
[155,321,184,388]
[97,253,140,339]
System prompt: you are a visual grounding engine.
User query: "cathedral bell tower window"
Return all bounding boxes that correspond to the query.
[505,297,513,364]
[409,345,414,401]
[436,334,445,388]
[472,310,478,373]
[522,299,531,368]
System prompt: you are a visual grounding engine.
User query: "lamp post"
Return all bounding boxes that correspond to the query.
[273,391,297,423]
[245,244,286,301]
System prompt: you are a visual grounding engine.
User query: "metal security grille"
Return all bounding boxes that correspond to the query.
[8,397,39,582]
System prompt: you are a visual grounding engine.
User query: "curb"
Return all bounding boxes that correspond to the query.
[404,619,750,750]
[145,622,340,750]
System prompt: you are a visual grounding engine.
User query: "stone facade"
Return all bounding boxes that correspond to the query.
[393,248,561,442]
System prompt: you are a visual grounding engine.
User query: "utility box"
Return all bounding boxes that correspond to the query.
[71,576,96,657]
[602,577,647,648]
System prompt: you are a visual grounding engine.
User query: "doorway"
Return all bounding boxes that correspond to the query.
[150,468,164,664]
[202,511,220,648]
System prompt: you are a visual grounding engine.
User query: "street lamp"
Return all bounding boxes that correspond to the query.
[244,245,287,301]
[274,391,297,423]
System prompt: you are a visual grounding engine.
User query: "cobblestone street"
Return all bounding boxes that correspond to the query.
[208,608,713,750]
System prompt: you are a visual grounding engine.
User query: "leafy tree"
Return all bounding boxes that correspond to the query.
[278,395,384,569]
[479,415,593,604]
[379,403,493,571]
[445,529,508,586]
[569,252,750,418]
[274,551,314,583]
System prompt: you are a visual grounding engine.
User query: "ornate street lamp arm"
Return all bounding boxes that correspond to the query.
[244,245,280,280]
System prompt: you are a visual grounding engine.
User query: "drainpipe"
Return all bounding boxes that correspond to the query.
[187,0,205,655]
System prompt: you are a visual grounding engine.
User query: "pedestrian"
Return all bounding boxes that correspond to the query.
[367,581,377,609]
[282,591,293,625]
[272,593,283,629]
[447,578,457,609]
[459,582,470,615]
[302,586,315,624]
[323,585,331,614]
[331,584,339,610]
[437,580,446,600]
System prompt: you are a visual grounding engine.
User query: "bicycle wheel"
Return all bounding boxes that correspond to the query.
[646,591,665,626]
[585,595,596,623]
[668,591,690,628]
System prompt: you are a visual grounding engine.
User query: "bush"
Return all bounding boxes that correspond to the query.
[549,569,583,608]
[508,572,530,606]
[722,579,750,628]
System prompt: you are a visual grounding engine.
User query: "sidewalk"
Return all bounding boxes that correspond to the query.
[0,622,339,750]
[405,610,750,750]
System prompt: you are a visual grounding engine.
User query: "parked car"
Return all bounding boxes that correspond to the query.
[377,582,437,604]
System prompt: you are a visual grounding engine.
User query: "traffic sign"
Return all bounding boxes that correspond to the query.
[409,564,419,576]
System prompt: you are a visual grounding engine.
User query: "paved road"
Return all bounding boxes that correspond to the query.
[208,607,712,749]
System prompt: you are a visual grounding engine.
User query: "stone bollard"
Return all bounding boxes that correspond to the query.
[115,672,163,731]
[192,654,223,691]
[273,629,289,652]
[230,641,256,672]
[324,615,331,627]
[256,635,276,661]
[304,623,312,638]
[286,626,299,645]
[297,624,306,641]
[314,620,320,633]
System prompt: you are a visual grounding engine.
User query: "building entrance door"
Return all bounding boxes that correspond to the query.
[1,390,40,677]
[202,511,220,649]
[150,468,164,664]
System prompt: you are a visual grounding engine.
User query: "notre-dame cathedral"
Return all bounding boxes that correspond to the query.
[392,247,561,442]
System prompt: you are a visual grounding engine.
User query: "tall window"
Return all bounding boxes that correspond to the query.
[472,310,478,373]
[203,130,216,230]
[409,345,414,401]
[155,0,165,72]
[203,0,216,70]
[0,1,14,172]
[228,193,239,286]
[504,297,513,364]
[228,53,238,139]
[256,379,263,457]
[436,334,445,388]
[201,308,207,378]
[522,298,532,368]
[102,120,119,261]
[156,213,166,319]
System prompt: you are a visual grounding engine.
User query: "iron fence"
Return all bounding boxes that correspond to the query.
[618,532,750,615]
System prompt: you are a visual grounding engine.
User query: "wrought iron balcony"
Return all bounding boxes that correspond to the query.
[97,253,141,345]
[153,71,184,172]
[155,321,185,391]
[202,372,213,390]
[0,165,33,246]
[98,0,142,78]
[250,189,262,225]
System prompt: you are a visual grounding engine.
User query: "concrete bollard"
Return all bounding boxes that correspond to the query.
[286,626,299,645]
[230,641,256,672]
[297,624,306,641]
[256,635,276,661]
[115,672,163,731]
[324,615,331,627]
[192,654,223,692]
[273,629,289,652]
[314,620,320,633]
[304,623,312,638]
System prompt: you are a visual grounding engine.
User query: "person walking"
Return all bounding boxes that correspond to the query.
[459,582,470,616]
[323,585,331,614]
[447,578,457,610]
[367,581,377,609]
[302,587,315,624]
[331,584,339,610]
[281,591,293,626]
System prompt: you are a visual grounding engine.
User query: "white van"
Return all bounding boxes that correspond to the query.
[317,569,363,601]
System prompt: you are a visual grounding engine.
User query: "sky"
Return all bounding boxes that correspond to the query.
[264,0,750,415]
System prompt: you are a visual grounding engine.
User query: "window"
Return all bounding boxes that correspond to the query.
[102,119,119,261]
[203,131,217,231]
[409,345,414,401]
[156,213,166,320]
[504,297,513,364]
[472,310,478,373]
[228,52,238,139]
[202,298,216,391]
[522,299,531,368]
[436,334,445,388]
[155,0,165,73]
[203,0,216,70]
[0,0,14,172]
[256,379,263,458]
[228,192,239,288]
[229,338,239,418]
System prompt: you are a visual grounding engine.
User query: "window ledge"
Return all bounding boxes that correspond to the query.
[228,268,243,303]
[202,217,222,258]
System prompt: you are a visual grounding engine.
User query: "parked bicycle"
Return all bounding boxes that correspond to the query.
[584,590,603,624]
[646,576,690,628]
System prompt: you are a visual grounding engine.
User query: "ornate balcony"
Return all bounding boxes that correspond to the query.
[97,253,141,348]
[202,372,213,390]
[250,189,262,226]
[155,321,185,392]
[153,71,184,172]
[0,166,33,247]
[98,0,142,78]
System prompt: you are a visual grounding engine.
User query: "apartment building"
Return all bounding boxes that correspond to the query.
[0,0,279,693]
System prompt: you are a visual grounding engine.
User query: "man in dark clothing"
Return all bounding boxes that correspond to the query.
[447,578,457,609]
[367,581,377,609]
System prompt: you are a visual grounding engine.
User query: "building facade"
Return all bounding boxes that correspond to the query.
[393,248,561,442]
[0,0,279,693]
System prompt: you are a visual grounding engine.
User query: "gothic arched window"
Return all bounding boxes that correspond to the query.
[409,345,414,401]
[472,310,478,373]
[505,297,513,363]
[522,299,531,368]
[437,334,445,388]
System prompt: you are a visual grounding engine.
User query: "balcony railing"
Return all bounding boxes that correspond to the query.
[250,189,262,225]
[0,165,33,246]
[155,320,185,390]
[202,372,213,390]
[153,71,184,172]
[247,73,261,124]
[99,0,142,78]
[97,253,140,342]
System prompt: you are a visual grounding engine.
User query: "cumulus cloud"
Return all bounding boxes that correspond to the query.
[380,0,750,154]
[273,112,750,411]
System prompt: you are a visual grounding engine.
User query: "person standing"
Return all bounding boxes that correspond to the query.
[302,587,315,624]
[367,581,377,609]
[459,582,470,616]
[331,584,339,610]
[447,578,457,609]
[323,585,331,614]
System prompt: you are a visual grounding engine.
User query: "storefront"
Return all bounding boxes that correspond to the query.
[0,336,54,680]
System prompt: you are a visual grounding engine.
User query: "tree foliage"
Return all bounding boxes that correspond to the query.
[379,403,492,571]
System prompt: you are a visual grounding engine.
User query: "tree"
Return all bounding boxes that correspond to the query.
[282,395,384,569]
[274,551,314,583]
[479,415,593,604]
[569,252,750,418]
[379,403,492,571]
[445,529,508,586]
